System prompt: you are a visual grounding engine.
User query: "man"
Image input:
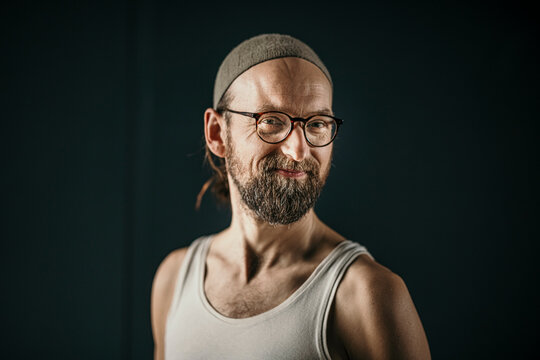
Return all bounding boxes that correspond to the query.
[151,34,431,359]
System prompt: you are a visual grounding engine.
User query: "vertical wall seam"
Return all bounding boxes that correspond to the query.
[122,0,138,358]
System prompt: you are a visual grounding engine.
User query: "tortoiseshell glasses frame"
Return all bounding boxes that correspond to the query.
[218,108,343,147]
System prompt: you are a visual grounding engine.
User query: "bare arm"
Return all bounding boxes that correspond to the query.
[334,256,431,360]
[150,248,188,360]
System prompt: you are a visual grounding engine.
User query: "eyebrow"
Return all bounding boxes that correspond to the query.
[255,104,334,116]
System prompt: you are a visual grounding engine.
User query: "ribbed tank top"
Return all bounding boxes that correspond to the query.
[165,236,373,360]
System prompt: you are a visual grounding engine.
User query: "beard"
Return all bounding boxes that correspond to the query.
[226,140,331,225]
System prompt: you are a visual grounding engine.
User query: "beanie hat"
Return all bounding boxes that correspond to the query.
[213,33,332,108]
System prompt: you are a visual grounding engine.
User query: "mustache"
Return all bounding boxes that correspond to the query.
[260,152,320,175]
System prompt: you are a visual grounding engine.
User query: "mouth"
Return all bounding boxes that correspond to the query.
[275,168,307,178]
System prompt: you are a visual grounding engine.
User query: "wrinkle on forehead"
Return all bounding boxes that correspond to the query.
[227,57,332,116]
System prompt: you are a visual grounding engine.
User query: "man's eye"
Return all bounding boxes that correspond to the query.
[307,120,328,129]
[260,118,285,126]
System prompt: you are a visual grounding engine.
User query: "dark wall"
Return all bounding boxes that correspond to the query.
[2,1,538,359]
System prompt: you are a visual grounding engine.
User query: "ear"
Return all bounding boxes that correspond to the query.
[204,108,227,158]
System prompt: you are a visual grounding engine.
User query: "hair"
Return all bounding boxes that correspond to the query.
[195,90,233,210]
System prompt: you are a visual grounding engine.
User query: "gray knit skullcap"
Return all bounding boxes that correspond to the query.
[213,33,332,108]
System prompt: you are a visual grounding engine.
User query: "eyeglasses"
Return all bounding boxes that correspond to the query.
[219,108,343,147]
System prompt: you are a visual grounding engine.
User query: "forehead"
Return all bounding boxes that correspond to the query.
[227,57,333,116]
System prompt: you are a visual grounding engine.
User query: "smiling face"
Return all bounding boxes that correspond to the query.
[221,57,334,224]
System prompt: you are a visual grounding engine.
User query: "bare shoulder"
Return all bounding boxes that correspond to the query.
[338,254,404,304]
[333,254,431,360]
[151,247,190,360]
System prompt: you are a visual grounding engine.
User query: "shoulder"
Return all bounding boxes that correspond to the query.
[151,247,190,360]
[152,247,190,304]
[335,254,410,336]
[338,253,405,307]
[333,254,431,359]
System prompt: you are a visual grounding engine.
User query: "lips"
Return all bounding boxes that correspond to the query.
[275,168,307,178]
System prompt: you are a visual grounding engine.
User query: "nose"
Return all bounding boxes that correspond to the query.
[280,122,310,162]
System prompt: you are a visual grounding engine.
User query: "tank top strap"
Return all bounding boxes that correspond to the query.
[311,240,374,360]
[166,236,209,327]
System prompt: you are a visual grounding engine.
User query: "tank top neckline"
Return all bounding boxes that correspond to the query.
[197,235,352,325]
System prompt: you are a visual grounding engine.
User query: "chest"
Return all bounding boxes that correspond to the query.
[201,267,349,359]
[203,264,314,319]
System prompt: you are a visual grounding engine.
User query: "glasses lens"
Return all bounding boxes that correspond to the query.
[257,112,291,143]
[305,116,337,146]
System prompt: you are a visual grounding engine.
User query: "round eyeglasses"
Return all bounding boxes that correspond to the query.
[220,108,343,147]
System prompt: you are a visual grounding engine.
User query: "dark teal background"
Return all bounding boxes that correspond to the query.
[2,0,538,359]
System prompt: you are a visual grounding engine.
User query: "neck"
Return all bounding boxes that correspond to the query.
[214,186,328,283]
[230,207,320,256]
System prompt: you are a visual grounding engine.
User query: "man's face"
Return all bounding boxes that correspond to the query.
[224,57,334,224]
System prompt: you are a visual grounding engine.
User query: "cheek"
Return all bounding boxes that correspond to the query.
[229,126,272,174]
[233,145,267,176]
[248,143,276,171]
[315,147,333,175]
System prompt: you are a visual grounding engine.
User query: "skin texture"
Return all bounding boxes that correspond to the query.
[151,58,431,359]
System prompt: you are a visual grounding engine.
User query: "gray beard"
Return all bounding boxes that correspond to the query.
[227,149,329,225]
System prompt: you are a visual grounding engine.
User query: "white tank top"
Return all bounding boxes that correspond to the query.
[165,236,373,360]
